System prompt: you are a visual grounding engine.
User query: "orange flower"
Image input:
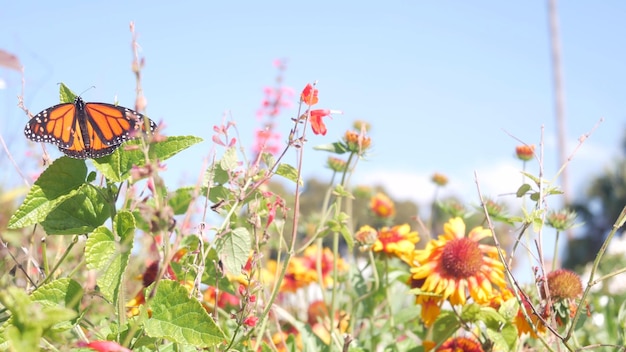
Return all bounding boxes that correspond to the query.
[301,245,348,288]
[307,300,349,345]
[515,144,535,161]
[266,257,316,293]
[369,192,395,218]
[411,217,506,306]
[310,109,331,135]
[301,83,319,106]
[355,225,378,247]
[514,295,546,338]
[203,286,240,310]
[344,129,371,152]
[436,337,484,352]
[372,224,419,260]
[431,172,449,187]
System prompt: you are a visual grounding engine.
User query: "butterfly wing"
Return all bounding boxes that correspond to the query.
[25,97,157,159]
[24,101,85,154]
[80,102,157,158]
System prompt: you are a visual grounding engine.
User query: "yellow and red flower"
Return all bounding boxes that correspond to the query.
[436,337,484,352]
[301,245,348,288]
[265,257,316,293]
[410,217,506,306]
[372,224,419,261]
[369,192,396,219]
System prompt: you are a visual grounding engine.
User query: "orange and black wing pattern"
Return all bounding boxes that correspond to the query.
[24,96,156,159]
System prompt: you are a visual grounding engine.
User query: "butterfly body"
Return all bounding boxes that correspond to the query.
[24,96,156,159]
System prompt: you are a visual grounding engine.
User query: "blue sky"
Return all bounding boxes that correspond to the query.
[2,1,625,213]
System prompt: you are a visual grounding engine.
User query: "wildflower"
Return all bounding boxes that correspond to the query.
[243,315,259,327]
[515,144,535,161]
[514,294,546,338]
[344,129,371,153]
[541,269,583,301]
[300,83,319,106]
[545,209,577,231]
[372,224,419,260]
[203,286,240,310]
[411,217,507,306]
[79,340,132,352]
[355,225,378,247]
[436,337,484,352]
[431,173,449,187]
[126,290,146,317]
[265,257,316,293]
[252,128,281,156]
[540,269,584,326]
[309,109,341,136]
[326,156,348,172]
[438,199,467,218]
[370,192,395,218]
[301,245,348,288]
[307,300,350,345]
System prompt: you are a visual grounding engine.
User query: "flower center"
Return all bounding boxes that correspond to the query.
[441,238,483,278]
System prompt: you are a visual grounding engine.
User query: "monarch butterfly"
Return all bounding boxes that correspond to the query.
[24,96,157,159]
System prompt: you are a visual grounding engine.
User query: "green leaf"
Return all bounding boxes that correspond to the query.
[202,247,237,293]
[220,146,238,172]
[85,215,134,304]
[168,186,204,215]
[340,226,354,250]
[31,278,84,312]
[94,136,203,182]
[314,142,348,154]
[31,278,84,332]
[0,285,78,351]
[332,184,354,199]
[8,157,87,229]
[145,280,226,347]
[215,227,251,275]
[149,135,203,161]
[58,83,76,103]
[516,184,531,198]
[520,171,541,186]
[432,311,459,346]
[115,211,136,240]
[40,184,112,235]
[460,303,481,321]
[499,297,519,321]
[276,163,301,185]
[261,152,276,168]
[478,306,506,330]
[486,323,517,351]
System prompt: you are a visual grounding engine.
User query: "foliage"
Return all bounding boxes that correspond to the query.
[2,53,626,352]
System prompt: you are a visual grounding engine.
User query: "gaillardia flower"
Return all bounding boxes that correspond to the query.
[370,192,395,218]
[515,144,535,161]
[372,224,419,260]
[436,337,484,352]
[411,217,506,306]
[431,172,449,187]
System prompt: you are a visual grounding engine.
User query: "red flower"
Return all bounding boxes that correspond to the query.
[80,341,131,352]
[300,83,319,106]
[309,109,330,135]
[243,315,259,327]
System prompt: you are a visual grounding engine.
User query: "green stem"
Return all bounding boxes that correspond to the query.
[552,230,560,272]
[38,236,79,287]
